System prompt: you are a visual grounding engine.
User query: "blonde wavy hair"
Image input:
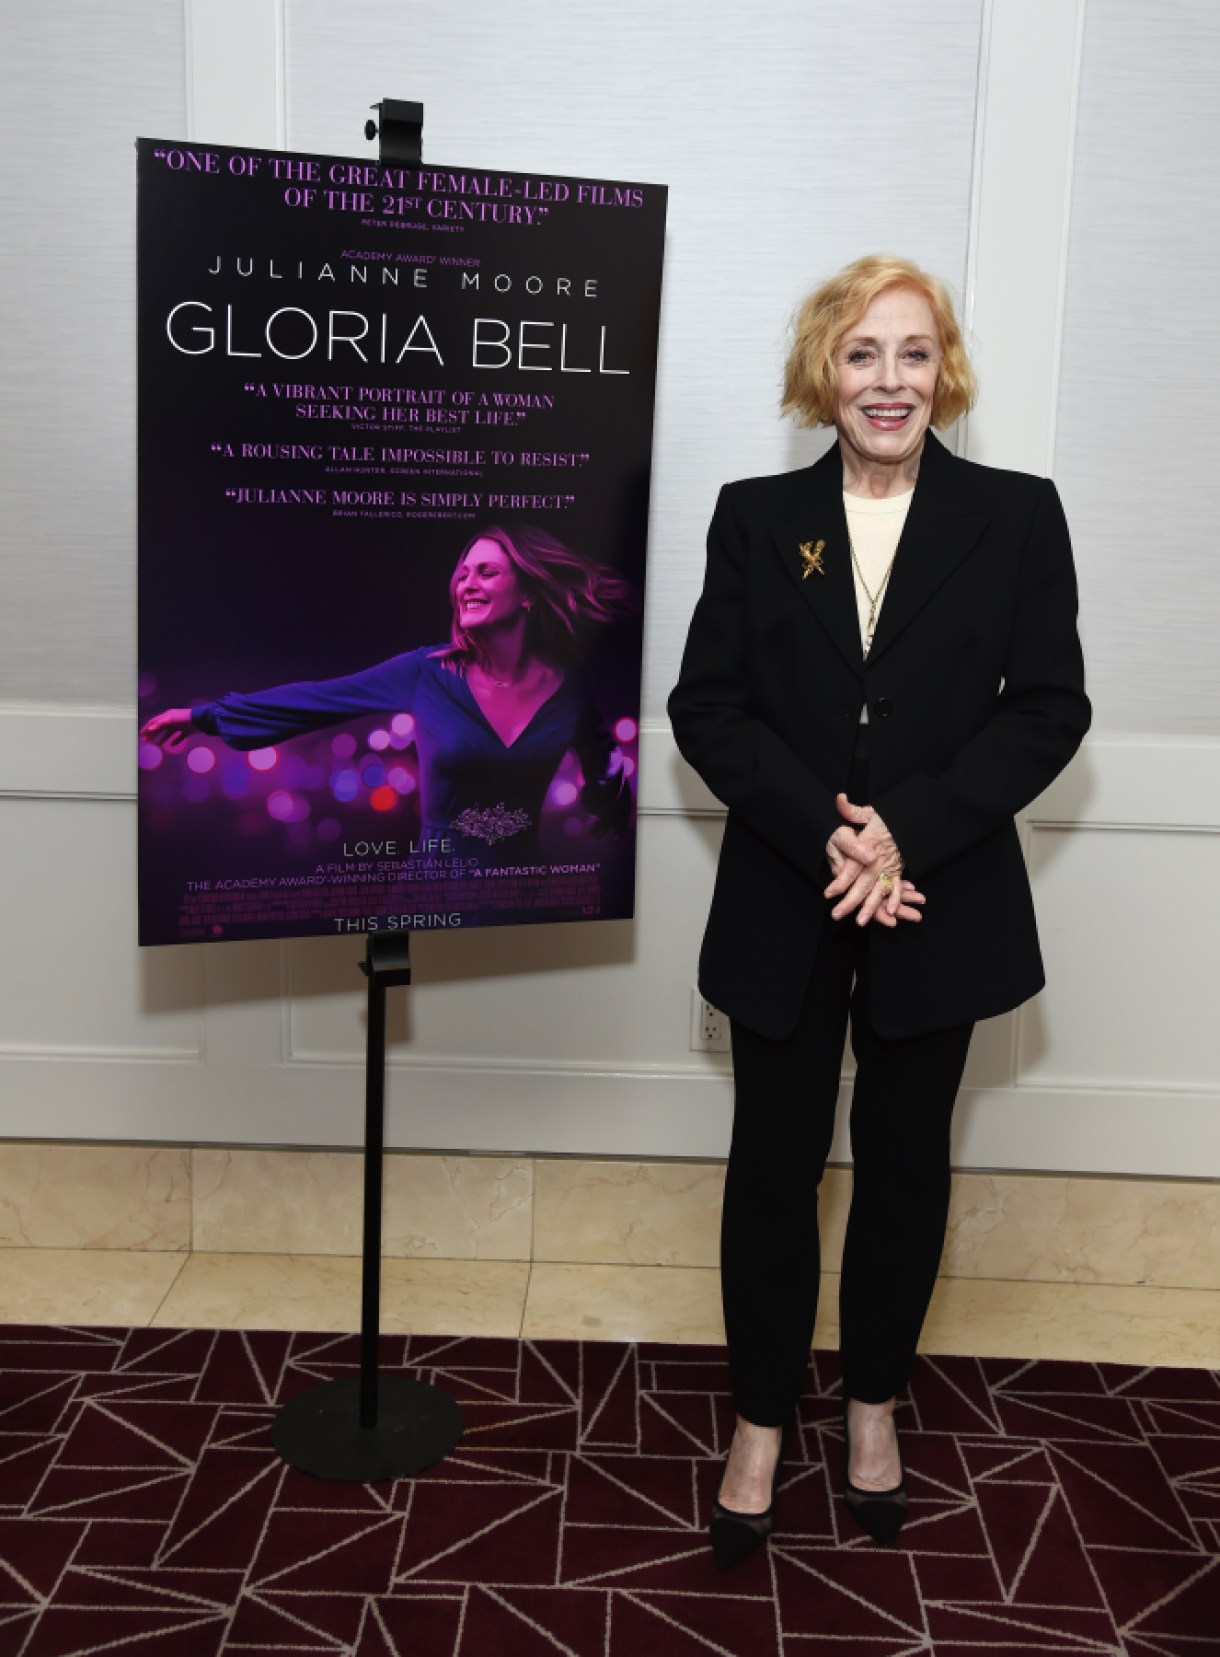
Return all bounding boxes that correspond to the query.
[781,254,977,430]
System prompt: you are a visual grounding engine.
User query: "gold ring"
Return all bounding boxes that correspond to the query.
[876,872,894,895]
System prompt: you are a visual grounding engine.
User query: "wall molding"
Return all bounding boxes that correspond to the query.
[1,704,1218,1175]
[0,706,134,800]
[4,703,1219,825]
[960,0,1089,474]
[2,1047,1218,1177]
[185,0,285,150]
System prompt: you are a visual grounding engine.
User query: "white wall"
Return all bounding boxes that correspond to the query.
[284,0,983,720]
[0,1,186,706]
[1053,0,1220,735]
[1,0,1218,1176]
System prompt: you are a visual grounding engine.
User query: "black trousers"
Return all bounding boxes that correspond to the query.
[720,729,974,1422]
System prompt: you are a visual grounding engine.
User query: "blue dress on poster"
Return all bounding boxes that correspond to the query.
[192,645,627,859]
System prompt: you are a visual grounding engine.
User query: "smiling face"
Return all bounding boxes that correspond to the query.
[833,285,940,473]
[453,538,530,633]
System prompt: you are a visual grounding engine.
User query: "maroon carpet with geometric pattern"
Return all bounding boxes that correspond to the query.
[1,1324,1217,1655]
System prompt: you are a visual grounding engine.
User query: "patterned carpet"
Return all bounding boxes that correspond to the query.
[0,1325,1218,1655]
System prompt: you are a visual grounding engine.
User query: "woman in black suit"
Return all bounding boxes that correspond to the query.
[667,254,1090,1565]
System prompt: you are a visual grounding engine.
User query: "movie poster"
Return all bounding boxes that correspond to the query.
[136,138,666,947]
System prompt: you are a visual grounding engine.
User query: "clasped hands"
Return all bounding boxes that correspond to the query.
[824,793,925,928]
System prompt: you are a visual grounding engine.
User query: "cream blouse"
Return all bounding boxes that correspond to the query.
[844,486,913,723]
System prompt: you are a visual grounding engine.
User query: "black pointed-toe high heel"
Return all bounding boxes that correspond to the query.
[708,1426,785,1569]
[842,1400,909,1546]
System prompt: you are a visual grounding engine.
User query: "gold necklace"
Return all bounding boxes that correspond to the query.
[476,660,538,692]
[846,525,897,657]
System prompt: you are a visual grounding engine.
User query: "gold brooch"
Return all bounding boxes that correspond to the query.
[799,539,826,579]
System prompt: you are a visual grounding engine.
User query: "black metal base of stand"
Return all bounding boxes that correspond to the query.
[271,933,463,1483]
[272,1373,463,1483]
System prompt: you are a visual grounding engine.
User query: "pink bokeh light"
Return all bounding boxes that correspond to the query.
[388,766,416,795]
[551,780,579,807]
[248,748,278,772]
[186,746,216,774]
[137,743,163,771]
[368,729,391,751]
[391,713,415,738]
[614,717,638,743]
[267,789,308,823]
[331,732,357,758]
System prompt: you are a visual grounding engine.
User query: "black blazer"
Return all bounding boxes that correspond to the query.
[667,429,1091,1042]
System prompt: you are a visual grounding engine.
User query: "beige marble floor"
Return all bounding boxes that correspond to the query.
[1,1247,1217,1366]
[153,1253,530,1337]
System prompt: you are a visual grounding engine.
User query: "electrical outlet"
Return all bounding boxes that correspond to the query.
[690,989,730,1052]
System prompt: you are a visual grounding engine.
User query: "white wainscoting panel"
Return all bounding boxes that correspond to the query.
[959,0,1085,477]
[0,2,186,707]
[1054,0,1220,734]
[1019,825,1220,1092]
[186,0,285,150]
[0,795,204,1060]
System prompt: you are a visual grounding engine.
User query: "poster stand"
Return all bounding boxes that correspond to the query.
[271,933,465,1481]
[269,95,462,1485]
[138,97,662,1471]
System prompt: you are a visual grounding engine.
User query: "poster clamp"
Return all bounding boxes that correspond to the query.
[364,98,424,165]
[272,100,463,1480]
[271,933,464,1481]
